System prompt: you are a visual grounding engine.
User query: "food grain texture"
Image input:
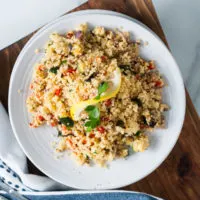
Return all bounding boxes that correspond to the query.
[26,24,168,166]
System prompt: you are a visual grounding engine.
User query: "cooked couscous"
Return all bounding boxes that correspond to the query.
[26,24,168,166]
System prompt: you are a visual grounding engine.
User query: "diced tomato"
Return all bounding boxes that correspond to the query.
[91,142,94,146]
[51,122,57,127]
[62,125,67,131]
[148,63,155,70]
[38,65,44,71]
[38,115,44,121]
[66,68,76,74]
[105,99,112,107]
[96,126,105,134]
[82,140,87,145]
[101,56,107,62]
[55,88,62,96]
[30,84,33,89]
[68,139,73,146]
[89,133,95,138]
[135,74,140,80]
[155,80,163,88]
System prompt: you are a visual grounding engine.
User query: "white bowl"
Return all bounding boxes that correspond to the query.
[9,10,185,189]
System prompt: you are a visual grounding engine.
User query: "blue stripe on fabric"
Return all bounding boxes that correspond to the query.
[2,192,162,200]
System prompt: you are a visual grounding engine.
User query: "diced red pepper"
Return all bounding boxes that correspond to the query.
[38,115,44,121]
[155,80,163,88]
[105,99,112,107]
[62,125,67,131]
[148,63,155,70]
[66,68,76,74]
[135,74,140,80]
[89,133,95,138]
[51,121,57,127]
[68,139,73,146]
[82,140,87,145]
[38,65,44,71]
[96,126,105,134]
[55,88,62,96]
[101,56,107,62]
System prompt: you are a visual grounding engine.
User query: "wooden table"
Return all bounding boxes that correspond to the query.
[0,0,200,199]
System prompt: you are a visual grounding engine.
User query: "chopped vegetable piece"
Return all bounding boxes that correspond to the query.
[135,130,141,137]
[67,68,76,74]
[141,116,148,125]
[148,63,155,70]
[38,115,45,121]
[61,60,67,65]
[149,120,157,127]
[116,120,125,128]
[59,117,74,127]
[119,65,136,75]
[49,67,59,74]
[131,97,142,107]
[55,88,62,96]
[75,31,83,39]
[155,80,163,87]
[96,126,105,133]
[105,99,112,107]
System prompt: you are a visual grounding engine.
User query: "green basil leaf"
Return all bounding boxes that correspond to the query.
[85,105,96,112]
[89,107,100,119]
[86,127,92,132]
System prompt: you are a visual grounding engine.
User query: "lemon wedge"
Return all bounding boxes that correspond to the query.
[70,67,121,121]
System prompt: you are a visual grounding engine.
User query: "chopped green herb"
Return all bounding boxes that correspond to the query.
[58,131,62,137]
[131,97,142,107]
[119,64,136,75]
[61,60,67,65]
[116,120,125,128]
[135,130,141,137]
[93,150,97,154]
[59,117,74,127]
[95,82,109,100]
[49,66,59,74]
[58,131,75,137]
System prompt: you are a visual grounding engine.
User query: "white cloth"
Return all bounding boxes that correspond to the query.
[0,103,67,191]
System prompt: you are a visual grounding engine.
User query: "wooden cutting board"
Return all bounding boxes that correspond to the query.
[0,0,200,199]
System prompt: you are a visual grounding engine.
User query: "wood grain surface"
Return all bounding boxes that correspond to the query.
[0,0,200,199]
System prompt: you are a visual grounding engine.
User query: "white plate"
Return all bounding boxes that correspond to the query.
[9,10,185,189]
